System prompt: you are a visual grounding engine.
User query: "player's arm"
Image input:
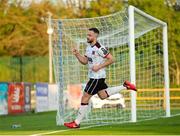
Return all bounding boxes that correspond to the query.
[99,53,115,68]
[72,48,88,65]
[92,46,115,72]
[92,53,115,72]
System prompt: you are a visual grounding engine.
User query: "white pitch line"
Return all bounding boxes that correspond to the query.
[30,124,108,136]
[30,129,69,136]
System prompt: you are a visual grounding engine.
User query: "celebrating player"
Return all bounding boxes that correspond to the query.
[64,28,137,128]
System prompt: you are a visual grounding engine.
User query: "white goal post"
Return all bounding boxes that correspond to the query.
[48,5,170,126]
[128,5,170,122]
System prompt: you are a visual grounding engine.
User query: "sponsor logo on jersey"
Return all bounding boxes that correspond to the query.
[101,47,108,55]
[87,57,93,63]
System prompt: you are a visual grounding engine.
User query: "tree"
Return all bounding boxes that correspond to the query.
[0,0,179,85]
[129,0,180,86]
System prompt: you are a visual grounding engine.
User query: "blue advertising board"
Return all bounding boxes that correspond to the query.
[36,83,48,97]
[0,82,8,115]
[35,83,48,112]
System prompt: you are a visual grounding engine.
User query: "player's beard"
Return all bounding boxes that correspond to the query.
[87,38,93,43]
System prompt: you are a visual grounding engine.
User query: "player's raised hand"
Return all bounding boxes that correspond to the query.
[72,48,79,55]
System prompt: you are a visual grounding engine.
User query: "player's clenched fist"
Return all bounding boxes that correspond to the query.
[92,65,101,72]
[72,48,79,55]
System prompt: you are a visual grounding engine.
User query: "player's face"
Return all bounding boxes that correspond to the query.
[87,31,97,43]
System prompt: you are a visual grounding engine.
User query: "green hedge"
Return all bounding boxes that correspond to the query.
[0,56,49,83]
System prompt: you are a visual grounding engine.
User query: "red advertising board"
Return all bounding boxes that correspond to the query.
[8,83,25,114]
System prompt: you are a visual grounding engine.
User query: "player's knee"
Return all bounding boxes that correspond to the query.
[81,97,89,103]
[81,94,91,103]
[99,96,107,100]
[82,94,89,100]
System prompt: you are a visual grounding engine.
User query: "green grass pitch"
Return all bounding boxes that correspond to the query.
[0,111,180,135]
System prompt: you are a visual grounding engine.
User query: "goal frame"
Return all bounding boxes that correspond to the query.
[128,5,170,122]
[47,5,171,125]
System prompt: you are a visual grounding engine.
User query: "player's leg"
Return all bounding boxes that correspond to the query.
[98,80,137,100]
[64,79,95,128]
[74,92,92,125]
[98,85,126,100]
[74,79,100,125]
[64,92,92,128]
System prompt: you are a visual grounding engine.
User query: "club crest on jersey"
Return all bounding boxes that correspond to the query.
[92,51,95,55]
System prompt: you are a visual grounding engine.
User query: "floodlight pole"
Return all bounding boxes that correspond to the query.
[123,0,129,8]
[47,11,53,84]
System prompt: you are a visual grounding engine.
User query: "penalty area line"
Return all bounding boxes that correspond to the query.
[29,124,108,136]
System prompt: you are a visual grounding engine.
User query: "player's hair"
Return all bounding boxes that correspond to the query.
[89,28,99,35]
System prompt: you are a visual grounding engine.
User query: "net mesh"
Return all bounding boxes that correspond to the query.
[51,7,168,125]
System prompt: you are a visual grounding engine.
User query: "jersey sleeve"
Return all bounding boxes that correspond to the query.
[97,45,109,58]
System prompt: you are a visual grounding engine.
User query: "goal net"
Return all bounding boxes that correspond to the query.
[50,5,170,126]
